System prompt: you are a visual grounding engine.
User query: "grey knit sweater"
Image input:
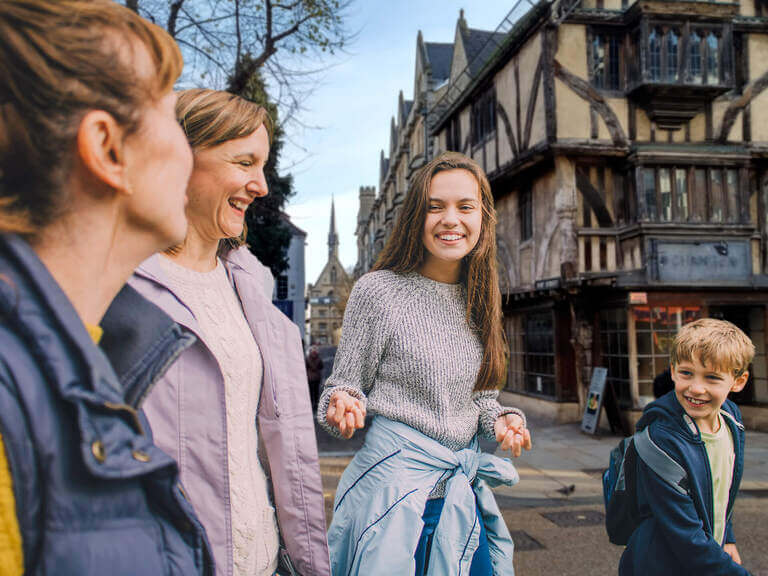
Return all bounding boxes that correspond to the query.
[317,270,525,453]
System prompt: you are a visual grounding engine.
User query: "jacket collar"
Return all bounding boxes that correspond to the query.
[0,234,123,404]
[638,389,744,440]
[134,248,274,330]
[100,284,196,408]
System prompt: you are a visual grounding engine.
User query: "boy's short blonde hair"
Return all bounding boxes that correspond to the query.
[671,318,755,377]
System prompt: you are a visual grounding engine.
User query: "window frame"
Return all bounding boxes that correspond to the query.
[470,85,497,146]
[589,28,624,92]
[637,165,745,224]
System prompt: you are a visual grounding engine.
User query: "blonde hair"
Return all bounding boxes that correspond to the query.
[373,151,507,391]
[0,0,183,236]
[671,318,755,377]
[173,89,273,255]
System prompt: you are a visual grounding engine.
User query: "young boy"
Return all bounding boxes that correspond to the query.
[619,318,754,576]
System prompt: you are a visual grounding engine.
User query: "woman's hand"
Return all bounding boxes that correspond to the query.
[494,414,532,458]
[724,543,741,565]
[326,391,366,439]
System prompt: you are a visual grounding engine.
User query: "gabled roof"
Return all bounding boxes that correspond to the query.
[380,150,389,183]
[425,42,453,82]
[462,28,508,77]
[403,99,413,120]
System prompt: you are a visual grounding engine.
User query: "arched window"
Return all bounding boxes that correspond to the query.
[706,32,719,85]
[649,28,661,81]
[330,267,337,283]
[665,29,679,81]
[689,31,702,84]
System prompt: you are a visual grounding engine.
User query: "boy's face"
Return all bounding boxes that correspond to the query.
[671,357,748,433]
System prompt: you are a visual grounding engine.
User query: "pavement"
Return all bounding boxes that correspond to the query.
[315,417,768,575]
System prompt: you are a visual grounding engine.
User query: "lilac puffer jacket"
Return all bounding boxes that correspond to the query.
[128,247,330,576]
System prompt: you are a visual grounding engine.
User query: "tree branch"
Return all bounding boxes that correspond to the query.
[175,37,227,74]
[168,0,186,38]
[174,14,235,36]
[235,0,242,66]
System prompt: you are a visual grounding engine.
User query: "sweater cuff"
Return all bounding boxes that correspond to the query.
[316,385,368,438]
[478,406,527,441]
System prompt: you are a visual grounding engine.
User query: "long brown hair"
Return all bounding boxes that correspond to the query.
[0,0,183,236]
[373,151,507,391]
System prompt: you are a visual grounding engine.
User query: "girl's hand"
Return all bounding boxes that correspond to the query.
[326,390,366,439]
[494,414,532,458]
[724,543,741,565]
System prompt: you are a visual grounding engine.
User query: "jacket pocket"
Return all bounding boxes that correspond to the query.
[44,521,170,576]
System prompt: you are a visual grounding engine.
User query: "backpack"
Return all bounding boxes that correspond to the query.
[603,427,689,545]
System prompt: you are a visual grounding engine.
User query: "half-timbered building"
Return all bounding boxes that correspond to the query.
[359,0,768,429]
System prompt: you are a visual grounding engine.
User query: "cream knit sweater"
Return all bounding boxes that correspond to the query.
[161,256,279,576]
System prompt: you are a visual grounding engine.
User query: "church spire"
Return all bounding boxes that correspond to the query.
[328,197,339,260]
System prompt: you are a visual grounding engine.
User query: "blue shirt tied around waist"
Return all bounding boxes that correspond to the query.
[328,416,518,576]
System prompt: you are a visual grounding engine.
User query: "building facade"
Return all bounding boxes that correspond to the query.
[357,0,768,428]
[272,213,307,341]
[309,200,351,346]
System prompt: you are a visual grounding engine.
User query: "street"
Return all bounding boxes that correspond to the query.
[316,419,768,575]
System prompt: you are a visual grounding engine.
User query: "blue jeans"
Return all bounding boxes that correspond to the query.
[413,498,493,575]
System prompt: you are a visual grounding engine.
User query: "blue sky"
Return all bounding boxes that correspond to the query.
[281,2,516,284]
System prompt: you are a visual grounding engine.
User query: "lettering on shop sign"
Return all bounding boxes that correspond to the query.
[650,239,750,284]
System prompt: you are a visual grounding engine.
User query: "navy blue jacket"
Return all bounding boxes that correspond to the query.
[0,234,213,575]
[619,391,750,576]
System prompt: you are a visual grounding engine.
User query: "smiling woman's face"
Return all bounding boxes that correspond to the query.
[184,124,270,243]
[421,168,482,271]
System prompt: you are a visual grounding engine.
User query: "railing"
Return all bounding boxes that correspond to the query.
[577,229,619,274]
[427,0,550,130]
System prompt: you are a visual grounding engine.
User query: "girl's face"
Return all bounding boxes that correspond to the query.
[421,168,483,272]
[185,124,270,244]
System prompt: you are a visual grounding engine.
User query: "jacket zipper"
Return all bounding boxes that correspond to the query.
[723,412,742,532]
[701,441,715,539]
[231,276,280,419]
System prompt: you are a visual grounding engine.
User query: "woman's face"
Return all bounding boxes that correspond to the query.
[123,90,194,249]
[185,125,270,243]
[421,168,483,270]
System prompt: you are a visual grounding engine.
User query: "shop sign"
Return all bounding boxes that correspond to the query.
[650,239,750,285]
[581,367,608,435]
[629,292,647,305]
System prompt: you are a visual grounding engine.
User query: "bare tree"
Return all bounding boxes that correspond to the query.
[127,0,354,112]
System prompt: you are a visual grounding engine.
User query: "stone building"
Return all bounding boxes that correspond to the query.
[308,200,350,346]
[357,0,768,429]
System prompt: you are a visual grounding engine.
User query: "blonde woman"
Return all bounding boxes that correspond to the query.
[0,1,212,574]
[104,89,329,576]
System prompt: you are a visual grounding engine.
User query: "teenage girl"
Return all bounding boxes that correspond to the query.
[318,151,531,576]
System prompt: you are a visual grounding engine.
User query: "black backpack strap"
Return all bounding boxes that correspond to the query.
[634,427,689,496]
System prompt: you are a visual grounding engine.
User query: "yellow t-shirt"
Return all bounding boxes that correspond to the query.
[0,433,23,576]
[701,413,735,545]
[0,323,102,575]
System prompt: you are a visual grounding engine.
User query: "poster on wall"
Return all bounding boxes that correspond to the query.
[581,367,608,435]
